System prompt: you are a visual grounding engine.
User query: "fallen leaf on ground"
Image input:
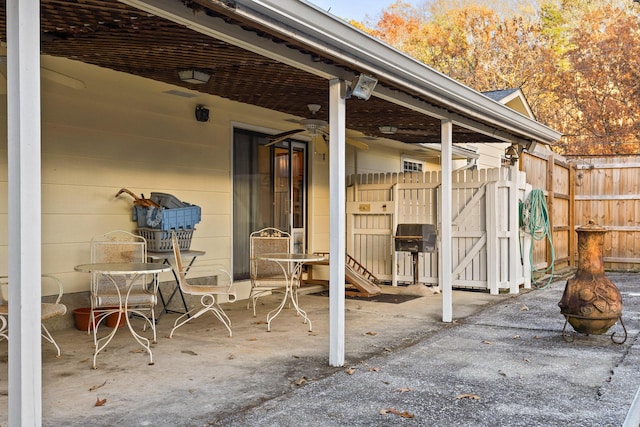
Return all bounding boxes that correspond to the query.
[380,408,415,418]
[94,397,107,407]
[247,337,257,341]
[396,387,412,393]
[498,370,507,377]
[519,305,529,311]
[252,320,267,325]
[295,376,307,386]
[482,340,494,345]
[456,393,481,400]
[181,350,198,356]
[512,335,521,339]
[228,354,235,360]
[130,349,145,354]
[345,368,356,375]
[523,357,531,363]
[369,367,380,372]
[365,331,377,336]
[89,380,107,392]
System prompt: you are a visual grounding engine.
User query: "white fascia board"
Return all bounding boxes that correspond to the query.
[238,0,561,145]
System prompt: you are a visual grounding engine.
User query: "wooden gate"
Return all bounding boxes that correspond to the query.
[346,167,530,293]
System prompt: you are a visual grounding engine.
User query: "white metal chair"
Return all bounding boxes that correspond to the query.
[89,230,157,344]
[0,274,68,357]
[248,227,291,317]
[169,231,237,338]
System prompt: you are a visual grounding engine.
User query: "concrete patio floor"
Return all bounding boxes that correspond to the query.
[1,273,639,426]
[0,283,499,426]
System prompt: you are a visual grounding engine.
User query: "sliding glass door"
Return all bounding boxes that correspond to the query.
[232,129,307,280]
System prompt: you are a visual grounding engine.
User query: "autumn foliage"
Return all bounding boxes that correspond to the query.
[359,0,640,155]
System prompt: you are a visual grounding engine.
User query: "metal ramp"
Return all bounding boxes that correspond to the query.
[303,252,381,297]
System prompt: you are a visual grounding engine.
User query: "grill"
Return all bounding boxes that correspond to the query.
[394,224,437,285]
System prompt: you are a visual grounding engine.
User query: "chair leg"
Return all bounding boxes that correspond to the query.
[41,323,62,357]
[0,315,7,342]
[170,304,233,339]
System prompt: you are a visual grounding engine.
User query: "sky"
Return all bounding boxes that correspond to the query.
[307,0,421,23]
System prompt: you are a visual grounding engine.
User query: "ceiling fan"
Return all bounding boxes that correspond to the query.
[0,55,86,91]
[266,104,369,150]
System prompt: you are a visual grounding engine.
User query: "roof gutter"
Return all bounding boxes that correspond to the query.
[233,0,561,145]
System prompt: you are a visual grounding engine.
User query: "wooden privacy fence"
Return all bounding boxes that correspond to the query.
[569,155,640,271]
[346,167,531,294]
[521,152,640,273]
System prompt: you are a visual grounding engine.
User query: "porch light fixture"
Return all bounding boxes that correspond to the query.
[504,143,520,165]
[378,125,397,135]
[348,74,378,100]
[178,69,211,84]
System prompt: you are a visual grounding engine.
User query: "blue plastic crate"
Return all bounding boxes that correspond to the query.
[133,205,201,230]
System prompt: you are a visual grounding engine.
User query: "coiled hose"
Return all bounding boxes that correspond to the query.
[521,189,555,288]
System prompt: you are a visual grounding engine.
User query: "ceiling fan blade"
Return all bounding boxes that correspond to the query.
[346,137,369,151]
[268,129,305,141]
[395,128,430,136]
[41,67,86,90]
[265,129,305,147]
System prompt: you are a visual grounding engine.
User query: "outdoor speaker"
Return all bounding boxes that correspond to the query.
[195,105,210,122]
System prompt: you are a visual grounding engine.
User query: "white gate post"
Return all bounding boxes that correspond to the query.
[508,165,520,293]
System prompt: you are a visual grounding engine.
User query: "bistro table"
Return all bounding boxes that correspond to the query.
[257,253,327,332]
[74,262,171,368]
[147,249,206,322]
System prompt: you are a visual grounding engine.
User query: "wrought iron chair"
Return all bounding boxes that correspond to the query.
[89,230,157,344]
[0,274,68,356]
[248,227,292,317]
[169,231,237,338]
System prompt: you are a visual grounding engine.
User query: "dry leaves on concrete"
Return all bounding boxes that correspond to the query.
[89,380,107,392]
[396,387,412,393]
[294,376,307,386]
[380,408,415,418]
[94,397,107,407]
[365,331,377,336]
[181,350,198,356]
[456,393,481,400]
[345,368,356,375]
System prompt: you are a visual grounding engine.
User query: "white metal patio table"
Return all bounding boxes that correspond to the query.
[74,262,171,368]
[257,253,326,332]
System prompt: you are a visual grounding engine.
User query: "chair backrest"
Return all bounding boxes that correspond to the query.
[90,230,147,291]
[250,227,291,280]
[171,232,187,290]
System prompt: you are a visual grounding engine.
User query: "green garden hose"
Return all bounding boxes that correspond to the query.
[521,189,555,288]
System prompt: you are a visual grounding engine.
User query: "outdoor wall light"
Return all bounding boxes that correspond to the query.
[195,105,210,122]
[178,69,211,84]
[348,74,378,100]
[378,125,398,135]
[504,143,520,165]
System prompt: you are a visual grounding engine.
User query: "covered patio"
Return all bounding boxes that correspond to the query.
[2,0,561,423]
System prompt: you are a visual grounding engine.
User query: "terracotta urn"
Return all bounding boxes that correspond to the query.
[558,221,622,335]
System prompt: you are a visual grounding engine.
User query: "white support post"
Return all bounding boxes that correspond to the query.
[7,0,43,425]
[522,182,533,289]
[328,78,346,367]
[440,120,453,322]
[509,165,520,294]
[486,182,499,294]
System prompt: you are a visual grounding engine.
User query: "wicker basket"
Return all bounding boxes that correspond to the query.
[136,228,194,252]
